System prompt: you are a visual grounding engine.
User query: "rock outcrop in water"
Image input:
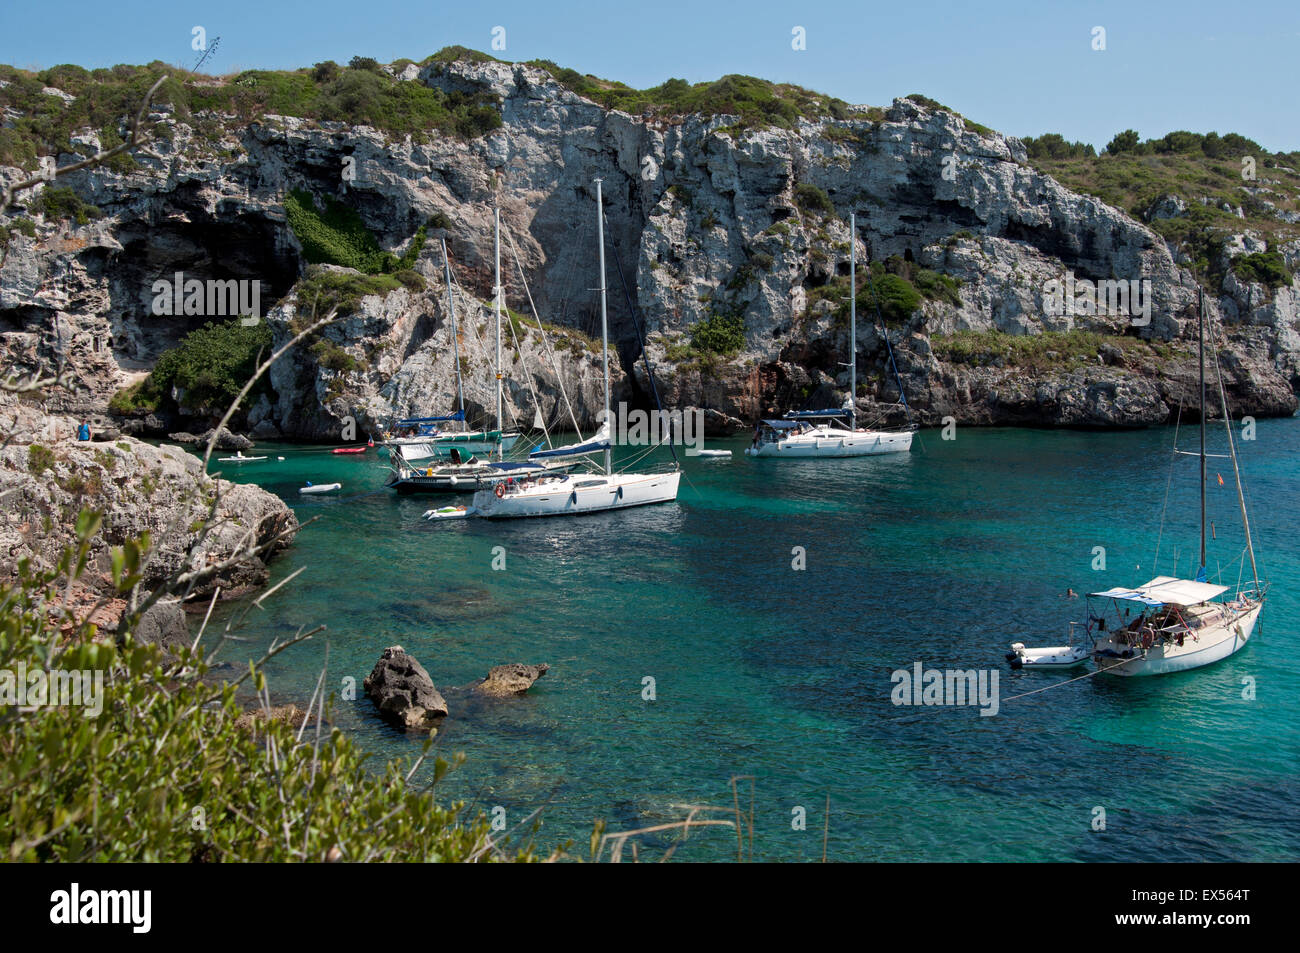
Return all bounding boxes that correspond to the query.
[1,56,1297,432]
[363,646,449,728]
[471,662,550,697]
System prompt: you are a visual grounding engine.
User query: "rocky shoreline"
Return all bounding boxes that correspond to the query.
[0,392,299,637]
[1,57,1297,441]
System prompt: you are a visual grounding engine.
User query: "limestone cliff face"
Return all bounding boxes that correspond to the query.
[1,59,1296,434]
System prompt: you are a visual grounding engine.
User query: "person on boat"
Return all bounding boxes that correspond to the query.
[77,420,91,441]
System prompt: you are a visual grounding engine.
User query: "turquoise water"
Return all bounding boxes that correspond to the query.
[201,421,1300,862]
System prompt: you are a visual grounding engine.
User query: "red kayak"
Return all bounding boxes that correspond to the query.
[331,446,369,455]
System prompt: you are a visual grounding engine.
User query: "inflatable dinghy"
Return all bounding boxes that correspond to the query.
[1005,642,1090,670]
[423,505,477,520]
[299,482,341,495]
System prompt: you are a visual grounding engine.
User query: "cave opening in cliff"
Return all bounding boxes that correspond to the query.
[108,213,298,368]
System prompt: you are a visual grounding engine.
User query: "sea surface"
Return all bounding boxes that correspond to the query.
[200,420,1300,861]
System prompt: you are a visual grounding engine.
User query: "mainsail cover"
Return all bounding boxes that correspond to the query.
[398,411,466,425]
[528,421,611,460]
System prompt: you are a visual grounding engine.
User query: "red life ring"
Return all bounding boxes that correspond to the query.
[494,482,506,498]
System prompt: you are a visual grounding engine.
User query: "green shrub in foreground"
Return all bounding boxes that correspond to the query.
[0,512,541,862]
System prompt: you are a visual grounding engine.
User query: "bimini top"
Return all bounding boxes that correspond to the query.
[785,409,848,419]
[397,411,466,425]
[1090,575,1229,607]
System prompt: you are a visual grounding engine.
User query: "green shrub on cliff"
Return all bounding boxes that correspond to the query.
[690,311,746,354]
[293,268,402,320]
[31,186,101,225]
[310,338,360,372]
[285,191,434,276]
[858,273,922,327]
[0,513,543,862]
[794,183,835,217]
[115,320,273,416]
[286,189,394,273]
[1231,251,1293,289]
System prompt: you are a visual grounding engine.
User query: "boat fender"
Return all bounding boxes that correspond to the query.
[570,490,578,505]
[616,485,624,498]
[495,482,506,499]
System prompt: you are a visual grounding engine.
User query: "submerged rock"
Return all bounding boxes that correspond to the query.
[235,704,312,737]
[472,662,550,697]
[363,646,448,728]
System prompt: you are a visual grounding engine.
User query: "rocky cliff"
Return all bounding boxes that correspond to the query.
[1,55,1297,436]
[0,391,299,627]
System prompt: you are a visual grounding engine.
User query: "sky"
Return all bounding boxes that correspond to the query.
[2,0,1296,152]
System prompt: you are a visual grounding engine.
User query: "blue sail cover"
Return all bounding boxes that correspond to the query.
[397,411,465,425]
[785,409,848,419]
[529,422,611,460]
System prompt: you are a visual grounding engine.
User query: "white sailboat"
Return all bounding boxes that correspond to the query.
[473,178,681,519]
[383,212,520,463]
[746,212,914,458]
[386,223,547,494]
[1071,288,1266,677]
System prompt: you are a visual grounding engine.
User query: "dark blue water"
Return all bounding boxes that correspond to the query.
[202,420,1300,861]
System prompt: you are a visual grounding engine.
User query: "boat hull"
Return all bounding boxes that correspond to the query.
[745,429,912,458]
[1095,602,1261,676]
[472,471,681,518]
[386,463,547,495]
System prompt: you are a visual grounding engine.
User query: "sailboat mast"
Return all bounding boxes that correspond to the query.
[594,178,612,477]
[441,237,464,421]
[1199,286,1207,574]
[494,206,503,461]
[849,212,857,430]
[1209,302,1263,594]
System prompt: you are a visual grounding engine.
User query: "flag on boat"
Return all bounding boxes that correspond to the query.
[1217,473,1224,486]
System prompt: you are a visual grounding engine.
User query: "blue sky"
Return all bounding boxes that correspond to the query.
[2,0,1297,151]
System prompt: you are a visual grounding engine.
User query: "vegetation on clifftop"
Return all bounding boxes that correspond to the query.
[1021,127,1300,270]
[524,58,851,130]
[0,58,501,173]
[931,328,1174,373]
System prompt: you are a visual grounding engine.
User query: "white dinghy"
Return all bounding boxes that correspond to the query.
[299,482,341,495]
[1006,642,1091,670]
